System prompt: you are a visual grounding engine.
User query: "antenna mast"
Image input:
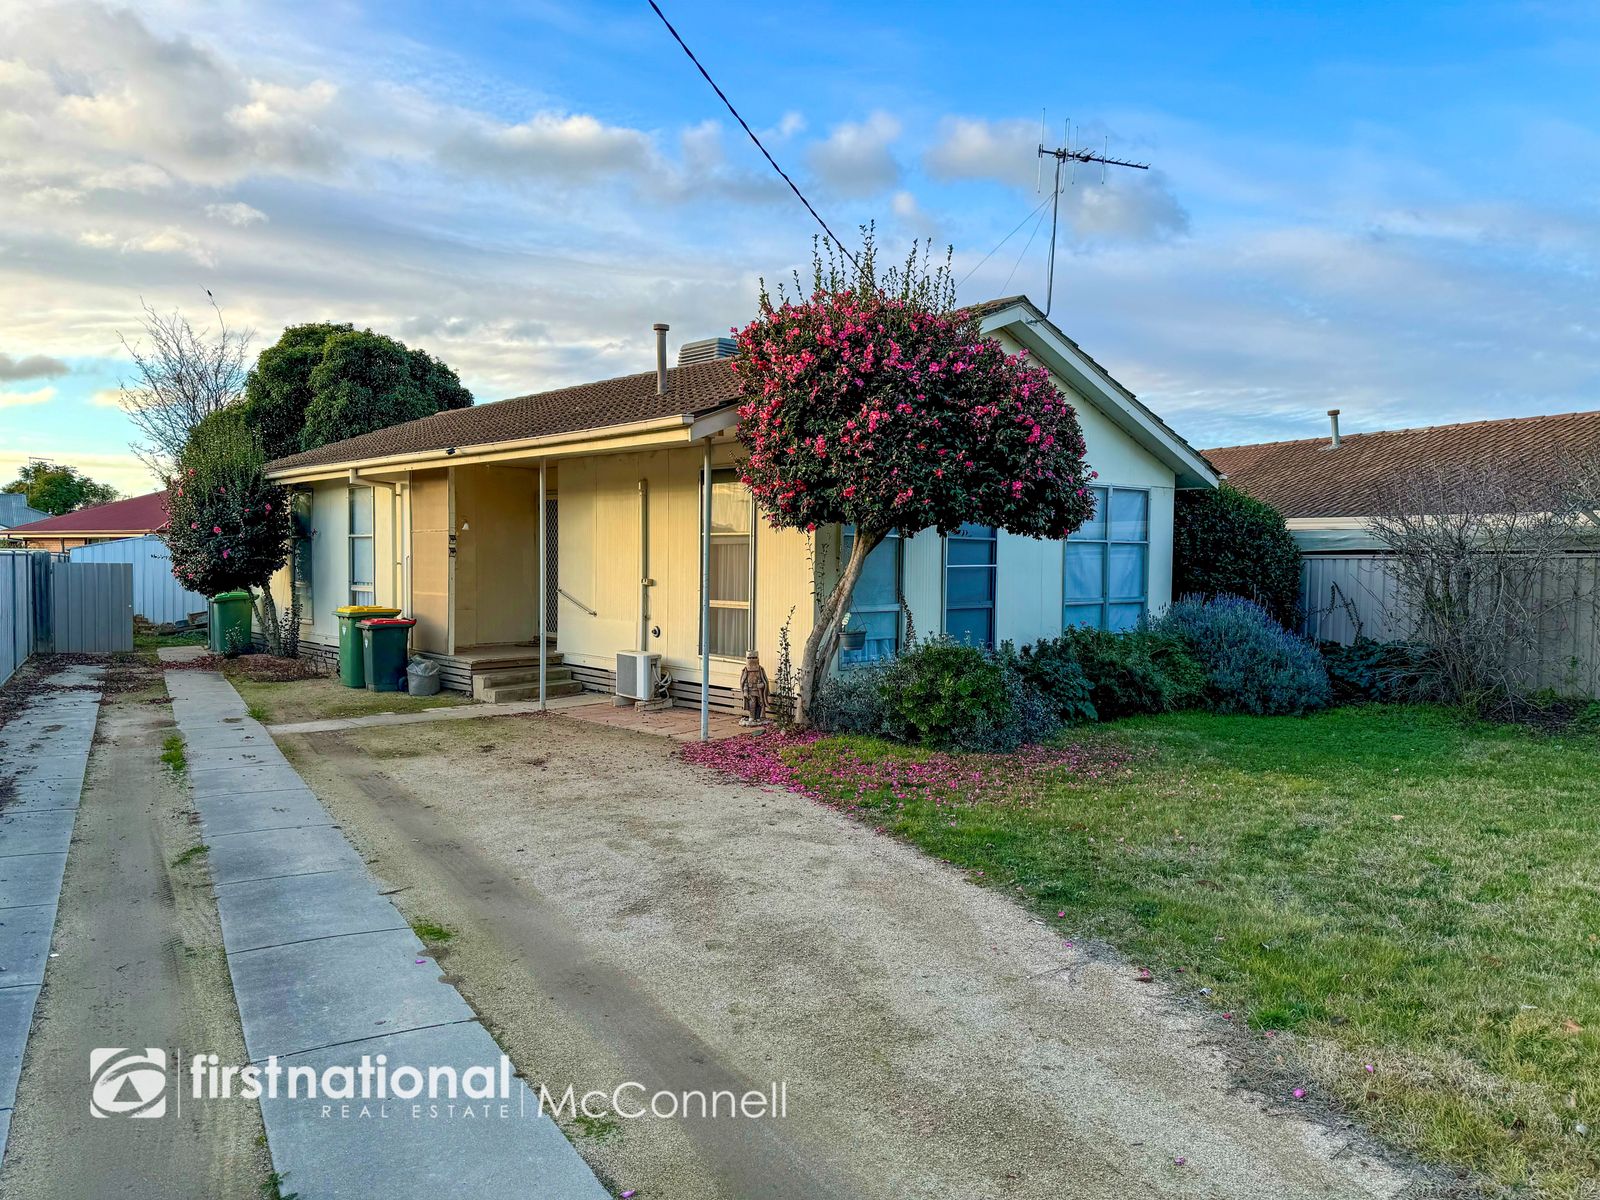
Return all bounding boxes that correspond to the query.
[1037,127,1150,317]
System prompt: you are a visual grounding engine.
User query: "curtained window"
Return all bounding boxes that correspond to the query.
[944,524,997,648]
[348,487,374,605]
[1065,487,1149,631]
[841,527,901,666]
[707,470,753,658]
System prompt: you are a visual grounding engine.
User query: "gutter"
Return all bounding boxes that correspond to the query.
[265,411,723,484]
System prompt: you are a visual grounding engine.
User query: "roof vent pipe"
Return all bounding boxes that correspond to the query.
[1327,408,1342,449]
[653,323,670,395]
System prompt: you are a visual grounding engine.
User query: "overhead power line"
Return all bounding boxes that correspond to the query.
[647,0,860,269]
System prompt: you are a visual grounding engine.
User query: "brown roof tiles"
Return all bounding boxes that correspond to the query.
[1206,410,1600,518]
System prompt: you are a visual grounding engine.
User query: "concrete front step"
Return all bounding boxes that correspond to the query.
[480,680,585,703]
[472,665,572,699]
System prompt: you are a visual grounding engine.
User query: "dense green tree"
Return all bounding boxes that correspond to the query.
[3,461,118,515]
[239,322,353,460]
[240,324,472,459]
[1173,484,1303,625]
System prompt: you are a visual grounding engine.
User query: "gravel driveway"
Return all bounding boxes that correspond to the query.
[279,712,1437,1200]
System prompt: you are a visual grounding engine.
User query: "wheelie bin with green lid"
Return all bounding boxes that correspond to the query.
[359,617,417,692]
[208,591,254,654]
[334,604,401,687]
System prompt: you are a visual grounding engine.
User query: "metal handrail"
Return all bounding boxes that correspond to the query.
[558,587,597,617]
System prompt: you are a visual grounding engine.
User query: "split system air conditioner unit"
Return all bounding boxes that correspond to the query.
[615,651,661,701]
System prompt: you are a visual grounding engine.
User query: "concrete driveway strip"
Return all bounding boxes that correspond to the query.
[163,667,608,1200]
[0,662,102,1162]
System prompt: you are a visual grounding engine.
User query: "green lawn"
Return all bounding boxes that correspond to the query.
[786,706,1600,1198]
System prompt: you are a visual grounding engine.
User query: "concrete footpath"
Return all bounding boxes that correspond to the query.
[1,661,268,1197]
[164,665,608,1199]
[0,662,101,1162]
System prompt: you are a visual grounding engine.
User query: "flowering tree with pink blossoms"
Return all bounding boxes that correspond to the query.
[162,408,291,650]
[733,236,1098,726]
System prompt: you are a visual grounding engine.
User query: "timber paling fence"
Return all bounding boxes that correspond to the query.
[0,551,134,686]
[1299,552,1600,697]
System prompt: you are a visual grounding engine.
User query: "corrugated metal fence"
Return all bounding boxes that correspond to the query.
[0,551,134,682]
[1300,553,1600,696]
[0,552,37,686]
[70,535,206,625]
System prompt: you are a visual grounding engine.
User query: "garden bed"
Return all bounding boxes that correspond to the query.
[691,706,1600,1199]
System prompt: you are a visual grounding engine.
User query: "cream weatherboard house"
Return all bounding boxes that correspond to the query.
[263,298,1218,720]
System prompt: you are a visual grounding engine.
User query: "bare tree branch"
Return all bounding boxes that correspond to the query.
[117,293,254,478]
[1367,457,1600,712]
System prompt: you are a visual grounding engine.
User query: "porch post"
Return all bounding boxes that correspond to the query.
[700,439,712,741]
[538,459,547,711]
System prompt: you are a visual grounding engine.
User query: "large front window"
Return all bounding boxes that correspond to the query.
[944,524,997,648]
[1065,486,1148,631]
[348,486,375,605]
[841,527,901,666]
[707,469,753,658]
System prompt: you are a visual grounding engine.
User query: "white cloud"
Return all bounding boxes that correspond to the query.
[88,388,125,409]
[439,111,654,180]
[925,116,1037,187]
[808,112,901,196]
[927,116,1187,243]
[0,386,56,409]
[204,201,268,226]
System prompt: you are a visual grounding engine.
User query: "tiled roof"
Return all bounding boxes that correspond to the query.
[267,358,742,473]
[266,296,1215,483]
[6,490,168,535]
[1205,410,1600,519]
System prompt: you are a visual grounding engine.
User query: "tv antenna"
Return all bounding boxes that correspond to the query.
[1036,117,1150,317]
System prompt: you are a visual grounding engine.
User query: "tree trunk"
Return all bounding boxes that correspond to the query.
[793,525,887,729]
[252,586,282,657]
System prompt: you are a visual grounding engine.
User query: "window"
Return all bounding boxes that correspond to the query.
[290,491,313,620]
[841,527,901,666]
[944,524,997,648]
[1065,487,1148,631]
[707,469,754,658]
[348,487,375,605]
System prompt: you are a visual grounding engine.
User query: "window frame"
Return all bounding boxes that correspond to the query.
[348,486,375,606]
[1064,485,1150,631]
[290,490,314,622]
[704,468,756,660]
[840,525,902,667]
[942,524,998,649]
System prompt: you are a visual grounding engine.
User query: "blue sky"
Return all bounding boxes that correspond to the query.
[2,0,1596,496]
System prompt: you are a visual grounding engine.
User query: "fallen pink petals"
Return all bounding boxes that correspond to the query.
[1293,1087,1306,1099]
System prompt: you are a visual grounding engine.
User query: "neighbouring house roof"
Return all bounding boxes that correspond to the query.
[0,493,49,528]
[5,490,168,538]
[1205,409,1600,520]
[265,299,1218,490]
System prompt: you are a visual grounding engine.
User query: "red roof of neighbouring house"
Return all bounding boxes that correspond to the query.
[5,490,168,537]
[1205,410,1600,519]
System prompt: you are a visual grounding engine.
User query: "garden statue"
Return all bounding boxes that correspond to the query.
[739,651,770,726]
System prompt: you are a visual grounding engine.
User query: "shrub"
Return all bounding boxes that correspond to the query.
[879,637,1056,751]
[1054,627,1206,719]
[1014,637,1098,723]
[1174,485,1302,625]
[1319,638,1426,704]
[813,662,891,735]
[1157,595,1331,715]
